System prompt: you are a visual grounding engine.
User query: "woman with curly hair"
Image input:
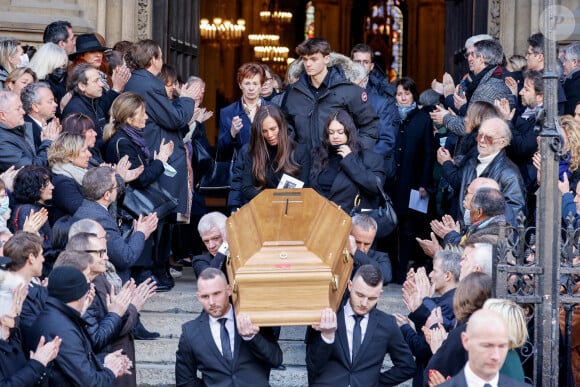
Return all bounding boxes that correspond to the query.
[239,105,309,203]
[310,109,385,213]
[8,165,53,249]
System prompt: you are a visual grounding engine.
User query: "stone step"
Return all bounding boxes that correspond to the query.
[136,337,308,366]
[136,363,309,387]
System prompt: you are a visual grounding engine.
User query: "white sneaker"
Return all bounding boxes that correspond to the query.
[169,267,183,278]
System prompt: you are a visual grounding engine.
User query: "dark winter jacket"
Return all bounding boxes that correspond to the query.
[0,329,48,387]
[390,107,435,215]
[0,122,51,172]
[25,297,116,387]
[310,148,385,214]
[458,149,525,227]
[283,65,379,151]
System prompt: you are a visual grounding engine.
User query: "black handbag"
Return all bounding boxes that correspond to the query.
[198,149,235,197]
[191,139,213,176]
[121,183,178,220]
[115,138,178,219]
[350,177,398,238]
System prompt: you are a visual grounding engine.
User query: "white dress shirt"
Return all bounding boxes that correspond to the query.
[464,362,499,387]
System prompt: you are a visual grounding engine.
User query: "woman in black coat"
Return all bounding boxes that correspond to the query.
[103,92,174,288]
[310,109,385,214]
[239,105,310,204]
[389,77,435,283]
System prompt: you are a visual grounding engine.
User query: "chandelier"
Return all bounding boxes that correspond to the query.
[249,1,293,65]
[199,18,246,45]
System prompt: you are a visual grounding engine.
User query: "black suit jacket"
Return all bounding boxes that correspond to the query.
[23,114,42,150]
[175,310,283,387]
[306,307,416,387]
[439,368,530,387]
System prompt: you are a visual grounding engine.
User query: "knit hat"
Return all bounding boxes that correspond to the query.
[48,266,90,303]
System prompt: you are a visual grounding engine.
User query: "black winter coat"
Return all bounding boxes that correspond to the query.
[50,173,84,223]
[310,149,385,214]
[563,70,580,115]
[104,130,165,189]
[25,297,116,387]
[125,69,195,215]
[390,107,435,215]
[240,143,311,203]
[0,330,48,387]
[282,65,378,151]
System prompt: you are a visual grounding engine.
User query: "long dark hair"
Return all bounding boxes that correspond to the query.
[310,109,362,178]
[249,105,300,188]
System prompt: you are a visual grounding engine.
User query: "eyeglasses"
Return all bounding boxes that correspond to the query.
[525,50,540,57]
[463,51,476,59]
[476,133,505,145]
[84,249,107,258]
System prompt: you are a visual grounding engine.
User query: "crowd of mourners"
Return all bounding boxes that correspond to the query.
[0,17,580,387]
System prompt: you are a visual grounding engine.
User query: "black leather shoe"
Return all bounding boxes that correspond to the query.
[150,275,173,292]
[272,364,286,371]
[132,320,160,340]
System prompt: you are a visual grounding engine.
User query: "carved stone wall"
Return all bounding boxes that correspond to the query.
[497,0,580,57]
[0,0,150,45]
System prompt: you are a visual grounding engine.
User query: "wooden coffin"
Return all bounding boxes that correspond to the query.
[226,188,353,326]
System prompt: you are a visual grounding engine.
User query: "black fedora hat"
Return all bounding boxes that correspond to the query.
[70,33,109,59]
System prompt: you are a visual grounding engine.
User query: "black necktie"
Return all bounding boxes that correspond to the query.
[218,318,233,362]
[483,384,492,387]
[352,314,363,362]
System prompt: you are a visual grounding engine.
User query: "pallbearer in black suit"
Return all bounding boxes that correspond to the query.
[175,268,283,387]
[437,309,530,387]
[306,264,416,386]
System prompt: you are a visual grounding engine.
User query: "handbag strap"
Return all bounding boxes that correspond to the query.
[374,176,393,206]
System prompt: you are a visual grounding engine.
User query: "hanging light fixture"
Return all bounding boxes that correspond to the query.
[249,1,292,66]
[199,0,246,47]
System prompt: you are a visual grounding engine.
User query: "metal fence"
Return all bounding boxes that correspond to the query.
[494,212,580,386]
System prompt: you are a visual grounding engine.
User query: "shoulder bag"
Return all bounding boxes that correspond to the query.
[198,148,236,198]
[115,138,178,220]
[350,177,398,238]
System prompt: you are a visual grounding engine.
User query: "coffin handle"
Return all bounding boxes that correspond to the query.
[343,248,349,263]
[232,280,238,293]
[331,275,338,291]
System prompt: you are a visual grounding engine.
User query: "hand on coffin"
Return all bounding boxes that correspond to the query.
[236,312,259,339]
[312,307,337,341]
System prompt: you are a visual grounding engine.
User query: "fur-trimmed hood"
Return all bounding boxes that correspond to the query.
[287,52,365,85]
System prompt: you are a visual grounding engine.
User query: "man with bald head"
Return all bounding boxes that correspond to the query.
[459,117,525,224]
[439,309,529,386]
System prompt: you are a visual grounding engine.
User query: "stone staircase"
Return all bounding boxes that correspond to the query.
[135,266,413,387]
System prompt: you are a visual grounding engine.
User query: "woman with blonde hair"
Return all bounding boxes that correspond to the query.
[28,43,68,110]
[103,91,175,290]
[0,39,25,88]
[48,132,92,223]
[3,68,37,96]
[483,298,528,381]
